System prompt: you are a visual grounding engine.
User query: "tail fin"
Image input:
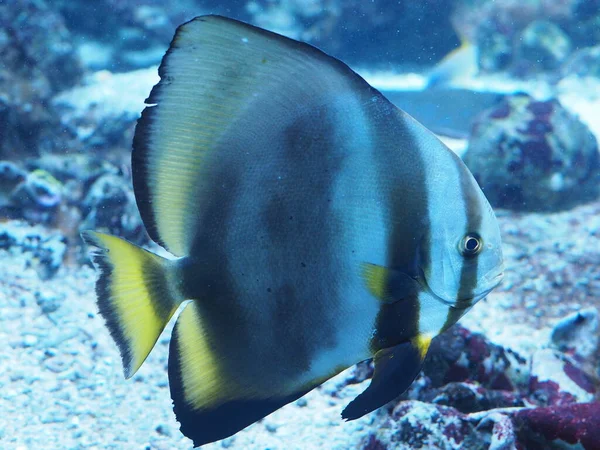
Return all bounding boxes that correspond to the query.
[81,231,184,378]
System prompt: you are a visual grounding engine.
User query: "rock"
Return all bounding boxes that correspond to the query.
[0,161,27,214]
[155,424,172,437]
[29,233,67,280]
[35,291,65,315]
[387,400,487,450]
[562,45,600,78]
[452,0,598,78]
[361,434,387,450]
[10,170,63,225]
[0,220,67,279]
[264,422,278,433]
[56,1,186,72]
[476,412,516,450]
[551,307,599,358]
[476,21,513,73]
[464,94,600,211]
[295,398,308,407]
[344,325,529,420]
[423,325,518,392]
[21,154,125,243]
[53,68,158,150]
[529,348,596,406]
[0,0,82,159]
[27,154,120,189]
[512,402,600,450]
[424,382,524,414]
[22,335,38,347]
[220,436,236,448]
[565,2,600,49]
[517,20,572,72]
[56,1,458,72]
[380,386,598,450]
[346,360,375,385]
[79,173,145,244]
[0,0,82,91]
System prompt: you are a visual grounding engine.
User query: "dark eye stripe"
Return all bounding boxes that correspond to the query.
[369,105,430,352]
[457,179,481,301]
[444,168,482,328]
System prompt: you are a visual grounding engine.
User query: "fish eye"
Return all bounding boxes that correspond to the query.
[460,233,482,257]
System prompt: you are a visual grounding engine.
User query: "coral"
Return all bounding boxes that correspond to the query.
[388,401,488,449]
[367,320,599,448]
[513,402,600,450]
[27,154,121,190]
[423,325,518,391]
[477,412,517,450]
[464,94,600,211]
[528,348,596,406]
[361,434,388,450]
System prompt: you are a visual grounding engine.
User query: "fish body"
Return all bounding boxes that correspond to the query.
[82,15,503,447]
[427,38,478,88]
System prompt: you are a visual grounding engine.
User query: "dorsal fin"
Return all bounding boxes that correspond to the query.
[132,15,380,256]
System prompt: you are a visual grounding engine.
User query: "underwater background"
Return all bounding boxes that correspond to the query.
[1,0,600,448]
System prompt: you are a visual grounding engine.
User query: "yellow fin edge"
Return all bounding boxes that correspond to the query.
[82,231,179,378]
[362,263,390,302]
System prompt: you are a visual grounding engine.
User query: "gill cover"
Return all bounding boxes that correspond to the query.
[418,148,503,306]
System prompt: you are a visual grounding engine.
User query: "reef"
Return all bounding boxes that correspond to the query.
[0,155,146,259]
[452,0,600,79]
[0,0,83,160]
[349,323,600,450]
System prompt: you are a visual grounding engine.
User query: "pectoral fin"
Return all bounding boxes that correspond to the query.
[361,263,421,303]
[342,334,432,420]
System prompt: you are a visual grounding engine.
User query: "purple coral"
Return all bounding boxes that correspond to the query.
[513,402,600,450]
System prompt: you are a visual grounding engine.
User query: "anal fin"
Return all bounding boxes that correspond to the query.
[169,301,313,447]
[342,334,432,420]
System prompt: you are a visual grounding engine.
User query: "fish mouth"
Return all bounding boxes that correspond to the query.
[416,267,504,309]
